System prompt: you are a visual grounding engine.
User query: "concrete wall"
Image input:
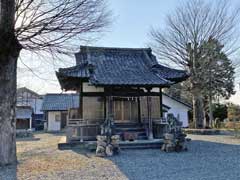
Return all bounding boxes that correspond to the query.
[47,111,61,131]
[162,95,190,127]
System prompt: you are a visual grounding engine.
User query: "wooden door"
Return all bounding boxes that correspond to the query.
[61,112,67,129]
[114,100,123,122]
[113,98,138,123]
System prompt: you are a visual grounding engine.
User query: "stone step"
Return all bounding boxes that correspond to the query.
[115,131,146,135]
[115,130,147,140]
[119,140,163,149]
[115,127,146,132]
[137,136,148,140]
[58,140,164,150]
[120,145,161,149]
[114,123,147,141]
[114,123,143,128]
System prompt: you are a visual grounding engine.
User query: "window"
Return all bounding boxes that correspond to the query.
[55,114,61,122]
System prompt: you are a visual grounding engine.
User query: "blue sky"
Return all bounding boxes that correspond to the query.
[97,0,178,48]
[18,0,240,104]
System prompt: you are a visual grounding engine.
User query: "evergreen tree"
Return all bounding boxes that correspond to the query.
[199,38,235,127]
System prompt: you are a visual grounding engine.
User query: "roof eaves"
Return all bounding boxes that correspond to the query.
[163,92,192,109]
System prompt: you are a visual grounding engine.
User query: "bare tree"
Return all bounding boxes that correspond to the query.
[0,0,111,165]
[150,0,240,128]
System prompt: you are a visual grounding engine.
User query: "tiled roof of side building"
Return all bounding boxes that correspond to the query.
[41,94,79,111]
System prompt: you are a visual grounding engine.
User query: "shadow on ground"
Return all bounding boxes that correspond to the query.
[0,165,17,180]
[16,137,40,142]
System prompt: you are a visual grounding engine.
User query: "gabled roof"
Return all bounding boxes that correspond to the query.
[41,94,79,111]
[57,46,189,90]
[17,87,42,98]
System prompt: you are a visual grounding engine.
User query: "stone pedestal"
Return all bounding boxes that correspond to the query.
[96,135,120,157]
[161,133,187,152]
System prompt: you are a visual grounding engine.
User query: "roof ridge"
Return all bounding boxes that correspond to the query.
[80,45,151,52]
[44,93,78,96]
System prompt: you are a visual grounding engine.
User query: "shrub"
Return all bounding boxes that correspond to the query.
[213,103,228,121]
[228,103,240,121]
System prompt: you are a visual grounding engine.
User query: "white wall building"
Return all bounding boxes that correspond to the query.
[162,93,191,127]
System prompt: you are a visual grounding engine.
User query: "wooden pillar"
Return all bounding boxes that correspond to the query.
[104,96,107,120]
[106,87,113,119]
[79,83,83,142]
[106,94,114,143]
[79,82,83,119]
[107,96,113,119]
[137,87,141,124]
[159,87,163,118]
[147,88,153,140]
[137,97,141,124]
[29,117,32,130]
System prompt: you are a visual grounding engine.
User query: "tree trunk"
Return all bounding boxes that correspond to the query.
[192,90,205,128]
[208,92,214,128]
[0,0,21,166]
[0,48,20,165]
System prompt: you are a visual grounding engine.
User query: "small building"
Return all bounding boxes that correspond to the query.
[17,87,44,130]
[41,94,79,131]
[56,46,189,142]
[16,106,33,130]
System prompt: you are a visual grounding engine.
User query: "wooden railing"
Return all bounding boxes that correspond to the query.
[66,118,104,143]
[67,118,87,126]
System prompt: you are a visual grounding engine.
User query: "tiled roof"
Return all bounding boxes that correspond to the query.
[151,64,189,81]
[16,106,33,119]
[57,46,189,89]
[58,64,90,78]
[41,94,79,111]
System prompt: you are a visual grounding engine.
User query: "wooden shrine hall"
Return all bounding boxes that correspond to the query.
[56,46,188,143]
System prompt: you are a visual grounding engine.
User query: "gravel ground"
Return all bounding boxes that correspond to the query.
[0,133,240,180]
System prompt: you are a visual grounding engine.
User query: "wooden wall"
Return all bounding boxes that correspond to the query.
[140,96,161,122]
[83,96,105,123]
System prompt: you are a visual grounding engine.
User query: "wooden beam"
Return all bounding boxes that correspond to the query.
[82,91,162,97]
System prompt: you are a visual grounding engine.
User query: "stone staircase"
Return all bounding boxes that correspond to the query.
[114,123,148,141]
[114,123,164,149]
[119,139,163,149]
